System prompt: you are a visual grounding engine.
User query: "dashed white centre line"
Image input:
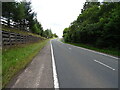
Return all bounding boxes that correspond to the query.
[63,42,118,60]
[94,60,115,71]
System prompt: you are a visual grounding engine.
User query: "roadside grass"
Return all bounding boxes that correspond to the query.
[2,39,49,88]
[60,39,119,57]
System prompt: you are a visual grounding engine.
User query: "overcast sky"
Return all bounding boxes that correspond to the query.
[30,0,86,37]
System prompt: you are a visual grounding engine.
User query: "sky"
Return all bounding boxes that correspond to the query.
[30,0,86,37]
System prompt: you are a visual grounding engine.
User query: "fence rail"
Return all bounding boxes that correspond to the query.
[1,17,29,31]
[2,30,44,46]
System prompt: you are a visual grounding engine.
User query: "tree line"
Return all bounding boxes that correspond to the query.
[2,1,58,38]
[63,2,120,49]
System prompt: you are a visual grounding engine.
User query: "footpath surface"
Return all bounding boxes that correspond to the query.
[7,41,54,88]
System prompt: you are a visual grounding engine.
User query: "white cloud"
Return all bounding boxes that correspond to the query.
[31,0,86,37]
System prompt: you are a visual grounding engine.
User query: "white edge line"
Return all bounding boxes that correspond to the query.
[71,44,118,60]
[50,40,60,89]
[59,41,118,60]
[94,60,115,71]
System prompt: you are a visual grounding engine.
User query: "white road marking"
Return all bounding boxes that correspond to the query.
[31,60,34,64]
[69,47,71,50]
[34,64,44,88]
[25,68,28,72]
[94,60,115,71]
[50,40,60,89]
[12,79,20,88]
[74,46,119,60]
[59,41,118,60]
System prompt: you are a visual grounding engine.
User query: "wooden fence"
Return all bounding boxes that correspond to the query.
[1,17,29,31]
[2,30,44,46]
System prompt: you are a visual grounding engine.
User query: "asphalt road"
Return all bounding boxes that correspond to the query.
[51,39,118,88]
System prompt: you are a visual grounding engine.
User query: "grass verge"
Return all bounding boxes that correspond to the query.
[61,39,119,57]
[2,39,49,88]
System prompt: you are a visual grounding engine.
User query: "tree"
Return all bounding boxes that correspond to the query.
[53,33,58,38]
[63,2,120,49]
[2,2,16,27]
[43,29,53,38]
[13,2,26,30]
[2,1,45,37]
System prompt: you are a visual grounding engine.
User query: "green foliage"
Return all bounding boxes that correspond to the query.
[43,29,53,38]
[53,33,58,38]
[32,24,39,34]
[2,2,16,27]
[2,1,54,38]
[63,2,120,50]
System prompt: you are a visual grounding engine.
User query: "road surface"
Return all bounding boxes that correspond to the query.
[51,39,118,88]
[7,39,118,88]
